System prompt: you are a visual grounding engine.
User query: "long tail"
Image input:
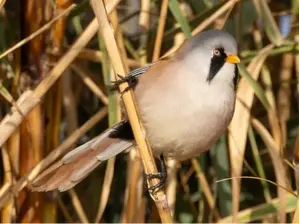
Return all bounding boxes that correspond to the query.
[31,121,134,192]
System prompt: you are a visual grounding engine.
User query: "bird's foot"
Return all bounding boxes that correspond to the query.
[144,155,167,193]
[110,74,138,95]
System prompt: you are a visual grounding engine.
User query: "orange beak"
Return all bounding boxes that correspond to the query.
[225,54,240,64]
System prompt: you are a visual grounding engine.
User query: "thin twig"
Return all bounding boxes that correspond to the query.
[57,195,74,223]
[68,189,89,223]
[216,176,296,197]
[71,64,109,105]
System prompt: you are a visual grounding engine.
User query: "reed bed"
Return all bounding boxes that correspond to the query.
[0,0,298,222]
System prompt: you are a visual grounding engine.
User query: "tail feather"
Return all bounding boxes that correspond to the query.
[62,137,98,164]
[30,122,134,192]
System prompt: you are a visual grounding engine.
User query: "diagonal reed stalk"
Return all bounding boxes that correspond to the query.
[90,0,173,222]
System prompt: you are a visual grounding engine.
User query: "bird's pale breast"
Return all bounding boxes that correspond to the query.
[135,63,235,160]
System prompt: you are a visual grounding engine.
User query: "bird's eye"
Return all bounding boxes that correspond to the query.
[213,49,221,56]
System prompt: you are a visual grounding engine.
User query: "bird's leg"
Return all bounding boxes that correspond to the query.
[110,74,138,95]
[142,156,167,221]
[144,155,167,192]
[142,156,167,222]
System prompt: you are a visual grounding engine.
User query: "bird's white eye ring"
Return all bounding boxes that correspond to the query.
[213,49,221,56]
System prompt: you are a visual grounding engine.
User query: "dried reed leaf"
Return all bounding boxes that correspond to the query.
[238,64,270,110]
[251,118,289,223]
[228,44,274,221]
[261,65,282,147]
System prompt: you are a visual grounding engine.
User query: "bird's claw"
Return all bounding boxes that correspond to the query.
[144,156,167,193]
[145,172,166,192]
[109,74,138,96]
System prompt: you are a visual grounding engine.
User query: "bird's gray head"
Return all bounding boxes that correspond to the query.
[176,29,240,89]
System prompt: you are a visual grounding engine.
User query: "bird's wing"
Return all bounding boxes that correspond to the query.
[127,61,160,79]
[30,121,134,192]
[119,60,167,118]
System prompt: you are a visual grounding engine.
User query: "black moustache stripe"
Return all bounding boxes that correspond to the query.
[207,48,226,83]
[233,64,239,90]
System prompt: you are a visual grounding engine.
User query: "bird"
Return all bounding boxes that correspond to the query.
[31,29,240,192]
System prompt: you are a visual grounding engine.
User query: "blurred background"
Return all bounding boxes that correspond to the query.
[0,0,298,222]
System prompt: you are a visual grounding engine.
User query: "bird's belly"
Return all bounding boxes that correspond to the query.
[140,94,235,160]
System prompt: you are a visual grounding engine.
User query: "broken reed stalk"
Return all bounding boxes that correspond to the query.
[0,0,120,149]
[90,0,173,222]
